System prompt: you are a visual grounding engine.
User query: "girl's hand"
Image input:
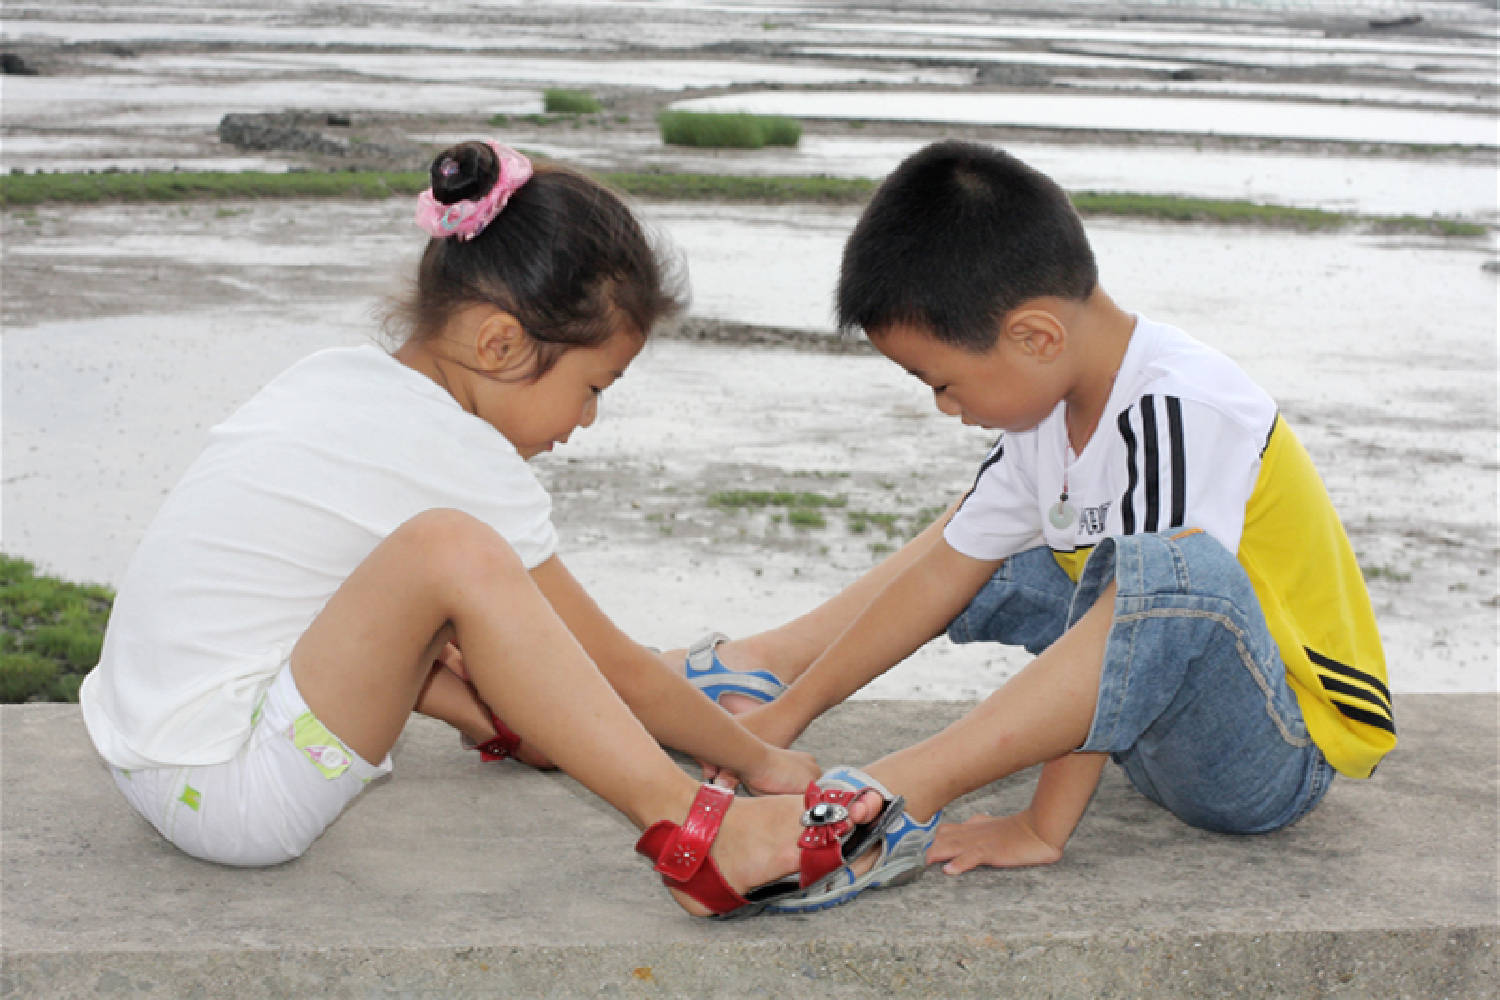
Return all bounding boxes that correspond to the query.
[435,641,469,683]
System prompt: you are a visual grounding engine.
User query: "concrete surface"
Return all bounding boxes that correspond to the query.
[2,695,1495,999]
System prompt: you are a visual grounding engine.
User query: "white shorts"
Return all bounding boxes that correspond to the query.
[110,662,392,867]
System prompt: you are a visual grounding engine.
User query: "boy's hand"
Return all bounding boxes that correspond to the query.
[928,811,1064,875]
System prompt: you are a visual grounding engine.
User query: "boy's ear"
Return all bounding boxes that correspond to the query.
[472,309,530,374]
[1002,307,1066,362]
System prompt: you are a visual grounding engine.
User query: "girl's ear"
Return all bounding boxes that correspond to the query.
[472,310,531,375]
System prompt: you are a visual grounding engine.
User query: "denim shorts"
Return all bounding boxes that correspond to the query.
[947,530,1334,834]
[110,662,391,866]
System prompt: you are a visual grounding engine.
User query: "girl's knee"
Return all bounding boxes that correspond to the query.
[391,508,528,585]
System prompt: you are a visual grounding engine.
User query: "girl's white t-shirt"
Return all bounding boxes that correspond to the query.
[944,315,1275,570]
[80,346,558,769]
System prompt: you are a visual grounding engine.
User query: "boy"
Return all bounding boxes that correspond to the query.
[694,141,1394,879]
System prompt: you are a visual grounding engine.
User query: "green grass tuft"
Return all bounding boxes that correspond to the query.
[544,89,603,115]
[658,111,802,149]
[708,490,847,510]
[0,169,1484,238]
[1,555,114,703]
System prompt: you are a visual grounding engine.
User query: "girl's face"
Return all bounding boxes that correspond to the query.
[479,329,644,460]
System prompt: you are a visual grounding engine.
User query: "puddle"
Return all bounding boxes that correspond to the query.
[126,51,973,90]
[522,134,1498,222]
[672,91,1500,147]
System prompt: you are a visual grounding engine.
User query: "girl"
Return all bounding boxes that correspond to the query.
[79,140,894,917]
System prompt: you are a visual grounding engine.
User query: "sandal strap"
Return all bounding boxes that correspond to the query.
[634,783,749,915]
[797,781,860,888]
[473,710,522,761]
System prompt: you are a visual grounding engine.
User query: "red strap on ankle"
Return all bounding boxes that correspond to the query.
[474,710,522,761]
[634,783,748,915]
[797,782,859,888]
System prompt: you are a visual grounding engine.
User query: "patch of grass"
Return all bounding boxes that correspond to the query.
[1361,563,1413,583]
[544,89,602,115]
[845,510,902,537]
[1072,191,1487,237]
[605,171,873,203]
[0,169,1485,238]
[787,509,827,529]
[709,490,847,510]
[658,111,802,149]
[1,555,113,703]
[0,169,428,207]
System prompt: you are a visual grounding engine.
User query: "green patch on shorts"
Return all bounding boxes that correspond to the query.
[291,711,353,780]
[179,784,201,811]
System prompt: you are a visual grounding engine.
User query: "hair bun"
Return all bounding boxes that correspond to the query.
[430,142,501,206]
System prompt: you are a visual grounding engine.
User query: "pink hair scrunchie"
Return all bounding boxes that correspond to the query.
[414,141,533,242]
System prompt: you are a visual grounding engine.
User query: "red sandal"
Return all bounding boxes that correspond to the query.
[465,707,523,762]
[634,779,902,919]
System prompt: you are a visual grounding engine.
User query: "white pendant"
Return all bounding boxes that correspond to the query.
[1048,499,1077,530]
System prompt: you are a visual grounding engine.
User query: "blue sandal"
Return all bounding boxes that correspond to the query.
[767,766,941,914]
[684,632,786,707]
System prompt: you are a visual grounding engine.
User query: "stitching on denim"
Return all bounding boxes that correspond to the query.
[1114,607,1310,748]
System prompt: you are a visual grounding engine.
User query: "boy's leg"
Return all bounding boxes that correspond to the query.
[692,498,962,693]
[858,530,1331,848]
[1072,531,1333,834]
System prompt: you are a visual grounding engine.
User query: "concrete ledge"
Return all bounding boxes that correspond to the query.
[3,695,1496,998]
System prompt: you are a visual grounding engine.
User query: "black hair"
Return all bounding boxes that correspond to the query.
[391,141,686,378]
[836,140,1097,352]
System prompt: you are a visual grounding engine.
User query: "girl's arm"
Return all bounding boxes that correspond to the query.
[525,555,818,794]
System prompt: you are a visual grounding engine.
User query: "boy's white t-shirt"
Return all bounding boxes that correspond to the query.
[944,315,1274,569]
[81,346,559,769]
[940,314,1396,780]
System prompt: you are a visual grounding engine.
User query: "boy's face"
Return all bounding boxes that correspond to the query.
[870,321,1065,433]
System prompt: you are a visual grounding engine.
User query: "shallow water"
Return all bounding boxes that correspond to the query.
[673,91,1500,147]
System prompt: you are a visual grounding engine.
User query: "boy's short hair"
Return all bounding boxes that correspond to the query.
[837,141,1098,352]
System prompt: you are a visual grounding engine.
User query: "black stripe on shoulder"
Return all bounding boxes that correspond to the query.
[1140,395,1160,532]
[1260,411,1279,457]
[1117,409,1138,534]
[1305,646,1393,705]
[1165,395,1186,528]
[955,434,1006,514]
[1331,698,1397,735]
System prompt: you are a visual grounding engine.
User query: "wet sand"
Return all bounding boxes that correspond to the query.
[2,1,1496,697]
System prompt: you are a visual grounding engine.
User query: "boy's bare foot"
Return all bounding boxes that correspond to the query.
[662,789,886,916]
[928,813,1063,875]
[658,638,786,716]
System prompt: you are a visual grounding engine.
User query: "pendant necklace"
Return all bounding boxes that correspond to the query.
[1048,446,1078,530]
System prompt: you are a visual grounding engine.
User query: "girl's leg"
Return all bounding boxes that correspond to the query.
[289,508,880,911]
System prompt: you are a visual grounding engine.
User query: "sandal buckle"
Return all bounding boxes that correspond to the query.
[800,801,850,828]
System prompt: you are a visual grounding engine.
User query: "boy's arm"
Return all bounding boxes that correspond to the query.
[527,555,818,794]
[745,539,1002,749]
[930,751,1107,874]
